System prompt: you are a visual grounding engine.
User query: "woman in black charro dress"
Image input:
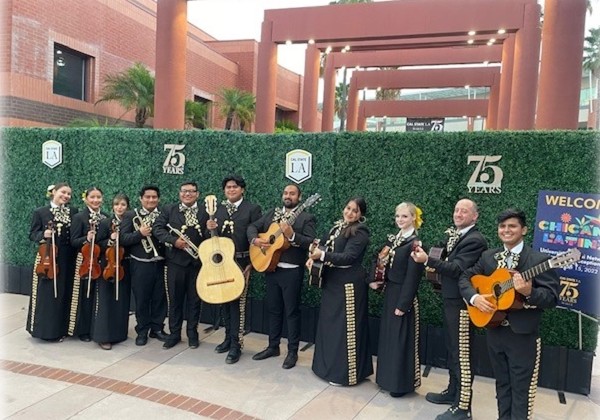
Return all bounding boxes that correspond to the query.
[27,183,78,341]
[69,187,108,342]
[370,202,425,397]
[307,197,373,386]
[91,193,131,350]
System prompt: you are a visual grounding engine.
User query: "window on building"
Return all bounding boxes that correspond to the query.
[190,95,211,129]
[53,44,91,101]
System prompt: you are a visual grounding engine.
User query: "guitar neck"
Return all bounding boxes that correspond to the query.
[500,259,551,294]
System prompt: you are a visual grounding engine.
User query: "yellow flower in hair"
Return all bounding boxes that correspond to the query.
[81,190,88,202]
[415,206,424,230]
[46,184,55,198]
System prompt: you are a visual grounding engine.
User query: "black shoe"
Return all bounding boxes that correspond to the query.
[135,334,148,346]
[282,352,298,369]
[162,337,181,349]
[390,391,408,398]
[79,334,91,342]
[252,347,280,361]
[188,336,199,349]
[226,348,241,364]
[149,330,168,342]
[435,406,471,420]
[426,389,455,405]
[214,340,230,354]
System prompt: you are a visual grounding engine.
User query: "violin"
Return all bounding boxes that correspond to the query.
[79,219,101,280]
[35,221,58,280]
[103,220,124,282]
[373,245,390,286]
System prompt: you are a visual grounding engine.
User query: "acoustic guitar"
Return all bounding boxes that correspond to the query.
[467,248,581,328]
[196,195,245,304]
[250,193,321,272]
[308,239,327,288]
[425,246,445,291]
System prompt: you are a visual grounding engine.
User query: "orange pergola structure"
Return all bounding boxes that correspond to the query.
[316,48,502,132]
[153,0,586,132]
[345,67,500,131]
[252,0,585,132]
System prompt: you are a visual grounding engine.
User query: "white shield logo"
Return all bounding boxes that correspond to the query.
[42,140,62,169]
[286,149,312,184]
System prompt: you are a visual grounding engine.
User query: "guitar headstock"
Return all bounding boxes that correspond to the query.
[204,195,217,217]
[303,193,321,209]
[549,248,582,269]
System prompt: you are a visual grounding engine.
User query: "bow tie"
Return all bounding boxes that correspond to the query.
[494,250,520,269]
[222,201,237,216]
[139,208,156,216]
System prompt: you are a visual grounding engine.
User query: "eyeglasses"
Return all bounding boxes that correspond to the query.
[180,189,198,195]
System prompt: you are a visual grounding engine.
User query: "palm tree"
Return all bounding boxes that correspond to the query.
[217,87,256,130]
[96,62,155,128]
[583,27,600,129]
[185,100,209,129]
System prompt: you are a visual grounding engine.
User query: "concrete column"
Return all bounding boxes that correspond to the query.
[321,55,336,132]
[301,44,321,132]
[497,36,515,130]
[154,0,187,129]
[536,0,587,129]
[255,20,277,133]
[358,114,367,131]
[486,75,500,130]
[346,77,359,131]
[588,99,598,129]
[508,2,541,130]
[467,117,474,132]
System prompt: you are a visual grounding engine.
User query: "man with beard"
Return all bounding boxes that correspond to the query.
[247,184,316,369]
[412,199,487,420]
[207,174,262,364]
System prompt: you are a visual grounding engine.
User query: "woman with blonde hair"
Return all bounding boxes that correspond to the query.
[370,202,425,397]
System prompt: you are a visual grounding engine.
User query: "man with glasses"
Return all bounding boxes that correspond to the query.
[154,182,208,349]
[206,174,262,364]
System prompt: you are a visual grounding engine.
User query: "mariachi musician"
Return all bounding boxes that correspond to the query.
[69,187,108,343]
[154,181,208,350]
[27,183,79,342]
[91,193,131,350]
[206,174,262,365]
[120,185,168,346]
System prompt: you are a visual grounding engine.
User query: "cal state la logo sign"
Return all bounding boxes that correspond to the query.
[285,149,312,184]
[42,140,62,168]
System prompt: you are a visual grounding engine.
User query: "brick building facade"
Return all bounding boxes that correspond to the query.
[1,0,302,129]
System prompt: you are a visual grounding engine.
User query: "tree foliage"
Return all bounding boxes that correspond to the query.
[217,87,256,130]
[96,62,155,128]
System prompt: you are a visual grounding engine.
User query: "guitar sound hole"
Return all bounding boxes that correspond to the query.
[212,253,223,264]
[493,284,502,299]
[269,235,275,244]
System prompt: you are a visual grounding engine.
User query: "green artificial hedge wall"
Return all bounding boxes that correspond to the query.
[1,128,598,351]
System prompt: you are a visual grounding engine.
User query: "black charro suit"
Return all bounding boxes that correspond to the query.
[153,203,209,342]
[120,208,167,338]
[212,198,262,352]
[459,245,559,420]
[425,226,487,408]
[247,208,316,353]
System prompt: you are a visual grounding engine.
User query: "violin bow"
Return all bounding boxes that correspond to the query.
[86,220,97,299]
[51,223,58,299]
[115,221,120,302]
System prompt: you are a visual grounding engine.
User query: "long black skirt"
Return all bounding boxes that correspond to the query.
[312,268,373,386]
[67,253,97,337]
[375,282,421,394]
[90,261,131,344]
[26,247,76,340]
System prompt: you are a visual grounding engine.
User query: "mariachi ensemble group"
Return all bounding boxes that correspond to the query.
[29,176,576,420]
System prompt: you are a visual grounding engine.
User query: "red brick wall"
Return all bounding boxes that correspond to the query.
[4,0,302,129]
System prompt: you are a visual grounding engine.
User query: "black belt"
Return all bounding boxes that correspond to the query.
[235,251,250,258]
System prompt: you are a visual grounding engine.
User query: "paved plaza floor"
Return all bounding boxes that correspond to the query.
[1,293,598,419]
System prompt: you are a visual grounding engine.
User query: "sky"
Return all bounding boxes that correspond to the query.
[188,0,600,75]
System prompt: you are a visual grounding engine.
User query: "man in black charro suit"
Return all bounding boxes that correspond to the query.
[154,181,208,350]
[247,184,316,369]
[206,174,262,364]
[412,199,487,420]
[459,209,559,420]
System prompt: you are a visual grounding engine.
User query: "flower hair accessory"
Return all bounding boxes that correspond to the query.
[46,184,55,198]
[81,189,88,202]
[414,206,424,229]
